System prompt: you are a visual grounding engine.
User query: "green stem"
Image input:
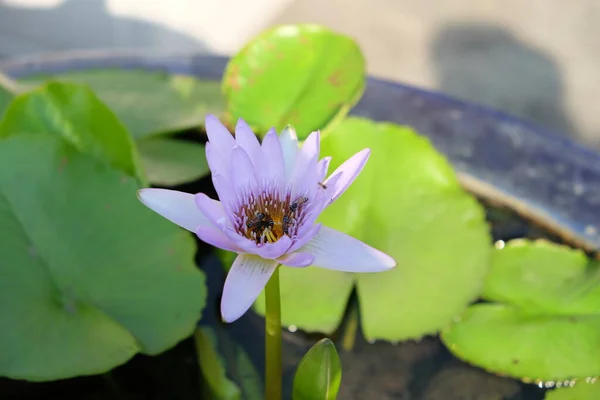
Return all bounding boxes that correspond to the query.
[341,303,359,352]
[265,266,282,400]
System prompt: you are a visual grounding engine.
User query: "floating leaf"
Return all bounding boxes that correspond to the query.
[545,382,600,400]
[21,69,224,138]
[483,239,600,314]
[223,24,365,139]
[0,81,144,182]
[249,117,490,340]
[441,304,600,381]
[442,240,600,381]
[293,338,342,400]
[137,137,209,186]
[0,134,206,381]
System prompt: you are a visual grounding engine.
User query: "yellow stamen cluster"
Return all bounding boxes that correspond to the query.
[239,192,308,244]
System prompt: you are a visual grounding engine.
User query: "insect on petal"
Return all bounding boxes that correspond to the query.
[324,148,371,205]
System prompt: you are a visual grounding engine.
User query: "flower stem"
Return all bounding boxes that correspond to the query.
[265,266,282,400]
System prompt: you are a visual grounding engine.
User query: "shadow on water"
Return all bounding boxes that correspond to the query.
[0,0,209,58]
[430,23,576,140]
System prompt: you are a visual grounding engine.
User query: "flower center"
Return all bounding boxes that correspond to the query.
[236,191,309,244]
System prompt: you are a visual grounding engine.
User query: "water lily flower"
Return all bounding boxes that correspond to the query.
[138,115,396,323]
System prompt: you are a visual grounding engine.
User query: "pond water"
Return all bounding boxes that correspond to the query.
[0,189,558,399]
[0,120,574,400]
[213,198,554,400]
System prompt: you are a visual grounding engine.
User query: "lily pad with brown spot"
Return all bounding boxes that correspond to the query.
[222,24,365,139]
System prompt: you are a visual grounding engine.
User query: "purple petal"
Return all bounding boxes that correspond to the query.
[221,254,278,323]
[320,172,342,207]
[324,148,370,204]
[211,174,238,221]
[288,223,322,253]
[301,226,396,272]
[137,189,209,232]
[192,194,240,251]
[221,223,262,254]
[205,142,230,181]
[205,114,235,157]
[230,146,258,193]
[279,125,298,181]
[194,193,228,227]
[300,131,320,160]
[292,131,320,176]
[254,236,292,260]
[261,128,285,186]
[289,131,320,197]
[235,119,263,173]
[278,252,315,267]
[196,225,241,252]
[316,156,331,182]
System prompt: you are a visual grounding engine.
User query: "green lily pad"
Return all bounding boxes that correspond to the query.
[250,117,491,340]
[483,239,600,314]
[0,81,145,183]
[293,338,342,400]
[0,134,206,381]
[21,69,224,138]
[137,137,209,186]
[442,240,600,381]
[441,304,600,381]
[545,382,600,400]
[222,24,365,139]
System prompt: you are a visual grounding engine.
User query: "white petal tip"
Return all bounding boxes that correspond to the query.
[135,188,209,232]
[302,226,398,273]
[362,252,397,272]
[136,188,168,208]
[220,302,251,323]
[136,188,150,201]
[382,256,398,270]
[282,125,298,140]
[220,311,239,324]
[205,114,218,123]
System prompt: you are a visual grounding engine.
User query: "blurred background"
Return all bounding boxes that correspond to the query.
[1,0,599,148]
